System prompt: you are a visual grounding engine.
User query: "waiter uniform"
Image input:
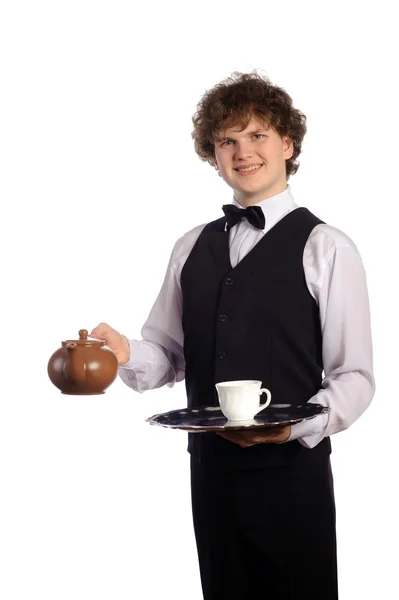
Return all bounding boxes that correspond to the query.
[119,186,375,600]
[183,205,336,599]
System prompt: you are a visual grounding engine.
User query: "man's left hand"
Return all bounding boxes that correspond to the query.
[217,425,291,447]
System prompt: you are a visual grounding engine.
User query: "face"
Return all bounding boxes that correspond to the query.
[214,116,294,206]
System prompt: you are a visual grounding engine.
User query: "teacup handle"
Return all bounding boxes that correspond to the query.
[255,388,272,415]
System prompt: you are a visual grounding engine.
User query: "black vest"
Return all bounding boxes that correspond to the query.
[181,207,331,468]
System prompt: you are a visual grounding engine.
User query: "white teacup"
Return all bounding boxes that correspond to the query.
[215,380,272,422]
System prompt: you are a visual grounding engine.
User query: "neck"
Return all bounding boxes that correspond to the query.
[234,182,288,207]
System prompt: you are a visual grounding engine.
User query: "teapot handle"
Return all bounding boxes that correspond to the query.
[64,343,86,384]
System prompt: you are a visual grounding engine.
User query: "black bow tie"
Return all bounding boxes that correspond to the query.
[222,204,266,230]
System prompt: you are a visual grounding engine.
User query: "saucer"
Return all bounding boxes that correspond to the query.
[146,403,329,432]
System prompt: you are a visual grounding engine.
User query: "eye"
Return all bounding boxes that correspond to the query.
[221,139,234,147]
[253,134,264,140]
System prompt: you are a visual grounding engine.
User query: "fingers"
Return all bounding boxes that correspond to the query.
[217,426,289,447]
[217,431,252,447]
[89,322,115,340]
[88,323,130,365]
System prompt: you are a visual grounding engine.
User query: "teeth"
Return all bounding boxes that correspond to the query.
[237,165,261,172]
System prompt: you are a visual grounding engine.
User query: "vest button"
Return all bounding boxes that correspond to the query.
[219,314,228,322]
[217,351,227,359]
[225,277,234,286]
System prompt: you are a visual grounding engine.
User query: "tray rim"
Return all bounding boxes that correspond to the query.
[146,404,329,432]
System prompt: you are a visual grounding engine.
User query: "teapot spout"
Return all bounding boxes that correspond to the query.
[64,343,86,385]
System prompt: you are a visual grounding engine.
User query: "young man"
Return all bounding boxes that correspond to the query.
[90,71,375,599]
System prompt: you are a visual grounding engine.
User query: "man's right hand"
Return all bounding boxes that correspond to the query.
[89,323,130,365]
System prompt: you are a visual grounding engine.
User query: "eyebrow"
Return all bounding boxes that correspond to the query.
[216,128,269,142]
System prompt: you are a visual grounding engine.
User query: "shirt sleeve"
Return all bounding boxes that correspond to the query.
[287,226,375,448]
[118,241,186,393]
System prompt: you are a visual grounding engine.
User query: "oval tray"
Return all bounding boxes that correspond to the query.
[146,403,329,432]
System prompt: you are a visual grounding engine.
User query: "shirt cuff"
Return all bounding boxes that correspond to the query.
[119,339,145,370]
[283,413,329,448]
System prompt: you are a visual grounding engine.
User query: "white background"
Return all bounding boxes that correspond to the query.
[0,1,397,598]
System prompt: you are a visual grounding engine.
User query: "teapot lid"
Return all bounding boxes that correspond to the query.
[62,329,105,347]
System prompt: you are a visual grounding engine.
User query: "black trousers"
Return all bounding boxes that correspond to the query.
[190,455,338,600]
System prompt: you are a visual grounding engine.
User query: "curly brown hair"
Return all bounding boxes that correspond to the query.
[192,71,307,179]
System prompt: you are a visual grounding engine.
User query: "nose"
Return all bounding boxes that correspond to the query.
[233,140,253,160]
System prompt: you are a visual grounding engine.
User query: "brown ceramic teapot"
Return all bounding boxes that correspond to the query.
[48,329,119,395]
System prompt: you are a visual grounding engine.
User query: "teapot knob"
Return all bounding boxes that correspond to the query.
[79,329,88,340]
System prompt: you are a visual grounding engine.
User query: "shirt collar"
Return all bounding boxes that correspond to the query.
[231,185,297,233]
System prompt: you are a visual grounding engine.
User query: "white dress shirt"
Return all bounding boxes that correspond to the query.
[119,186,375,449]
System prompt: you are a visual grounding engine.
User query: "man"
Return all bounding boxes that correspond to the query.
[90,71,375,599]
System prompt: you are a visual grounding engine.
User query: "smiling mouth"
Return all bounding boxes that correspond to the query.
[234,164,263,174]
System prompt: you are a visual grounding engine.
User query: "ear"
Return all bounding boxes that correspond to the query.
[283,137,294,160]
